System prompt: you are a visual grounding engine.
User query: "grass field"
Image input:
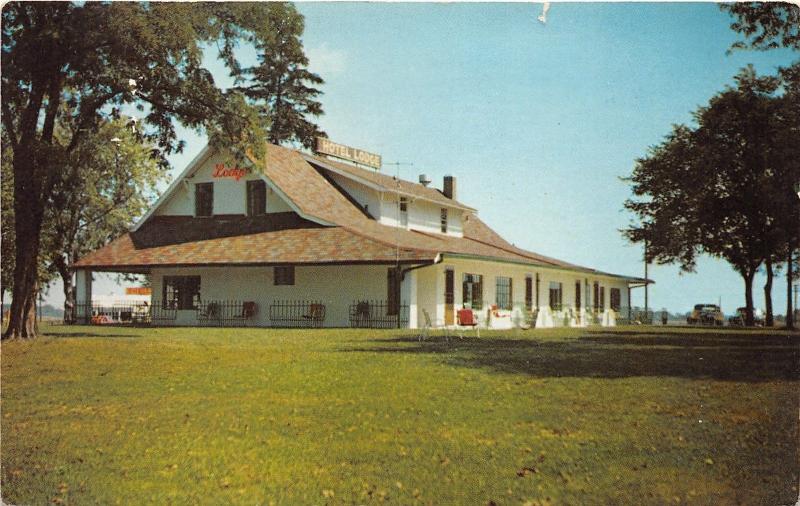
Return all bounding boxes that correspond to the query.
[1,325,798,505]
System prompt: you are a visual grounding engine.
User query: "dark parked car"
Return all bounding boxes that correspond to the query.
[687,304,724,326]
[728,307,765,327]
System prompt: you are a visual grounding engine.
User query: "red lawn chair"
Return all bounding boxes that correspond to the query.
[456,308,480,339]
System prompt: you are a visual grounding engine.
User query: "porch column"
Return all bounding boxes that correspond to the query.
[404,270,418,329]
[75,269,93,324]
[627,285,632,322]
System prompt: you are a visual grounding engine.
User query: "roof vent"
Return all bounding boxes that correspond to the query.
[418,174,432,187]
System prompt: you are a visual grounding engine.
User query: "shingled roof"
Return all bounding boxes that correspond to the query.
[75,220,436,272]
[303,152,476,211]
[75,142,643,281]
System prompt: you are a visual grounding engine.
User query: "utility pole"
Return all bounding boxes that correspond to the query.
[384,161,413,329]
[644,238,649,322]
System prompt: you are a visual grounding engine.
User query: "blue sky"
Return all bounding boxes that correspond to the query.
[49,2,798,315]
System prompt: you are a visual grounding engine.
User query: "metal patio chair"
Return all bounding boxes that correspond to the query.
[302,303,326,327]
[420,308,450,342]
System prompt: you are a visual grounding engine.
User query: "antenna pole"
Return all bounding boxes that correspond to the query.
[384,161,413,328]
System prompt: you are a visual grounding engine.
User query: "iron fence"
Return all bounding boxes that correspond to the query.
[349,300,409,329]
[269,300,326,328]
[196,300,258,327]
[151,301,178,324]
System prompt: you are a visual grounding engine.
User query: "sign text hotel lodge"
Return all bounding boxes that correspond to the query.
[74,139,648,329]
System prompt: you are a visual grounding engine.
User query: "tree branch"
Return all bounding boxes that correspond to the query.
[67,90,122,153]
[18,79,46,147]
[40,73,63,143]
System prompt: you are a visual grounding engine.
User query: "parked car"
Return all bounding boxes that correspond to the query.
[687,304,724,326]
[728,307,765,327]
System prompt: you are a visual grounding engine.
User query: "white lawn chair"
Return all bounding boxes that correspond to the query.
[419,309,432,341]
[420,309,449,342]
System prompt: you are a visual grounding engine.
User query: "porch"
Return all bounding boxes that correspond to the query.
[72,264,415,328]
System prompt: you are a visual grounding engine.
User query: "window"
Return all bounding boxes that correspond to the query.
[525,275,533,311]
[162,276,201,310]
[445,268,455,303]
[247,180,266,216]
[610,288,621,311]
[440,208,448,233]
[549,281,563,311]
[575,281,581,309]
[593,284,605,310]
[387,268,401,315]
[496,276,512,310]
[274,265,295,285]
[462,273,483,310]
[399,197,408,227]
[195,182,213,217]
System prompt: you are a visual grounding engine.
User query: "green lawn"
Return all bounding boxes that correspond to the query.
[2,325,798,505]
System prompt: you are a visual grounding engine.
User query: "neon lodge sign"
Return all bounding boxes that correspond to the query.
[212,163,250,181]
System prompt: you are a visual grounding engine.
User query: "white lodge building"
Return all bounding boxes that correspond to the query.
[74,142,648,329]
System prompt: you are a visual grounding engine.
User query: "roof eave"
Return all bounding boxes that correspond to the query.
[439,252,650,282]
[72,258,437,271]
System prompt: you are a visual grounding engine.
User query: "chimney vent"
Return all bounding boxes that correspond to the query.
[419,174,432,187]
[443,175,457,200]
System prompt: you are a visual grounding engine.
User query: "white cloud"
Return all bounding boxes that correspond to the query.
[306,43,348,76]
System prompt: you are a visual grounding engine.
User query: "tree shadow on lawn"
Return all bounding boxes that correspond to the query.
[579,328,800,348]
[346,330,800,382]
[43,332,141,339]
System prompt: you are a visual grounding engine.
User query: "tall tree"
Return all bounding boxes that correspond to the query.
[2,140,16,315]
[237,8,326,149]
[721,1,800,328]
[2,139,57,325]
[1,2,304,338]
[624,67,797,326]
[43,117,165,322]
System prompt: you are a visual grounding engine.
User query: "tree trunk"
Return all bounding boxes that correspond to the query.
[56,260,75,324]
[4,275,39,339]
[58,266,75,323]
[764,258,774,327]
[743,269,755,327]
[788,250,795,330]
[3,152,45,339]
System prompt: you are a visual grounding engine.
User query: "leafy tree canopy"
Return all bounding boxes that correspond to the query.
[43,117,166,320]
[624,66,800,323]
[721,2,800,52]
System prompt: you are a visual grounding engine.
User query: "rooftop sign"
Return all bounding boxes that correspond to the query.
[315,137,381,170]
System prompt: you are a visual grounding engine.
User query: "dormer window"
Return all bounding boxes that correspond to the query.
[247,180,266,216]
[195,182,213,217]
[399,197,408,227]
[440,208,448,233]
